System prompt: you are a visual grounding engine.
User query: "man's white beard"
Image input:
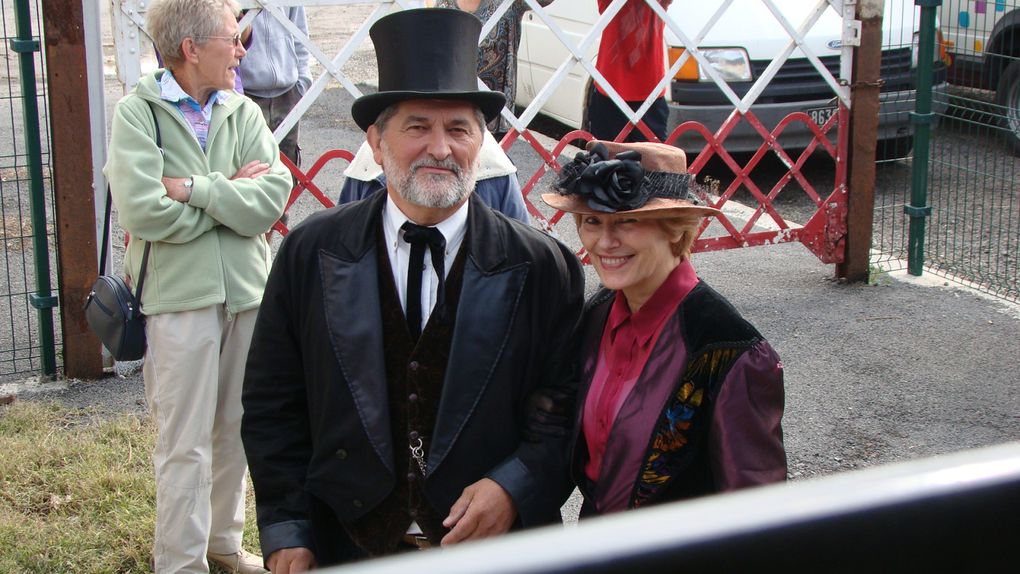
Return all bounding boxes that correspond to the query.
[382,143,477,209]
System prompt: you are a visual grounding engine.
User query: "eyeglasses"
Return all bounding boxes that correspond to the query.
[197,33,242,47]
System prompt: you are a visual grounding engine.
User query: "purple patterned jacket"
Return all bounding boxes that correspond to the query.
[571,281,788,515]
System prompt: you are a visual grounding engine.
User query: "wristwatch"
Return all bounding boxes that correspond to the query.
[183,176,194,191]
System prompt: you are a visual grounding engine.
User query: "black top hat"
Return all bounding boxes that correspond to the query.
[351,8,507,132]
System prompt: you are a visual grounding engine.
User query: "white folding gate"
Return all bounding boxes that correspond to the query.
[108,0,865,261]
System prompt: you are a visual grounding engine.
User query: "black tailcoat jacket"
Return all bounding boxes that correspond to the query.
[241,192,585,559]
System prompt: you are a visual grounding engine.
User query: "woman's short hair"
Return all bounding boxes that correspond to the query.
[656,214,702,259]
[147,0,240,68]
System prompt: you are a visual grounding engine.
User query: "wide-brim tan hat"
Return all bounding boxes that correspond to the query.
[541,192,721,218]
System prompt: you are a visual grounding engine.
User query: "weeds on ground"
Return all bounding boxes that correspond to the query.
[0,401,260,573]
[868,265,892,286]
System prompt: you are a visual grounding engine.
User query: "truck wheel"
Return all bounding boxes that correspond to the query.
[875,135,914,161]
[997,59,1020,157]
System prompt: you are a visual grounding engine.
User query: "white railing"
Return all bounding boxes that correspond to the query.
[109,0,858,147]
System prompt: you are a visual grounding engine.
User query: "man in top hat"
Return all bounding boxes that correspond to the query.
[241,8,585,572]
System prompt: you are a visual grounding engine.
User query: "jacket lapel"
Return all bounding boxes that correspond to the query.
[569,291,613,496]
[428,198,527,474]
[575,291,614,430]
[319,192,394,473]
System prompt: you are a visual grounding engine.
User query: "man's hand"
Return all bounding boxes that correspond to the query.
[586,139,688,174]
[232,160,272,180]
[441,478,517,546]
[161,177,192,203]
[266,547,316,574]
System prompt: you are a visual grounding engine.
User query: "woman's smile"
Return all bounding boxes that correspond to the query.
[595,254,633,269]
[579,213,682,310]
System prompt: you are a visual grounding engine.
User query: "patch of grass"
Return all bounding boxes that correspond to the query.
[0,401,261,573]
[868,264,892,286]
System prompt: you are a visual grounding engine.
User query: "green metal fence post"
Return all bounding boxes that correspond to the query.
[11,0,58,376]
[906,0,940,276]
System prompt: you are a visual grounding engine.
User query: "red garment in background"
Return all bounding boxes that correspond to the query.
[595,0,668,100]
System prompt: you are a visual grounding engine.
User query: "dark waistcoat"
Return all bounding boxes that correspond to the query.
[342,226,468,556]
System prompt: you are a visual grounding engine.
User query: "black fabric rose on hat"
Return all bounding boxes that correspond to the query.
[554,143,650,213]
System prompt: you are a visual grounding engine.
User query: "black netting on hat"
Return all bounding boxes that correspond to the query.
[553,143,703,213]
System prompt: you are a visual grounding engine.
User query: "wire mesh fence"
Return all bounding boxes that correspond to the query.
[872,1,1019,302]
[0,0,58,379]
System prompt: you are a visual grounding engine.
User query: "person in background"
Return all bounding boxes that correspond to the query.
[152,8,250,93]
[542,140,786,516]
[106,0,290,572]
[238,5,312,167]
[241,9,583,572]
[434,0,555,141]
[338,130,530,224]
[588,0,671,142]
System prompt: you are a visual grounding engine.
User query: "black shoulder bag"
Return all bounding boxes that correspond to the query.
[84,102,160,361]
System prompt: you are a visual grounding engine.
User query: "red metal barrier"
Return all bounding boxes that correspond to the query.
[271,149,353,236]
[502,105,849,265]
[277,110,847,266]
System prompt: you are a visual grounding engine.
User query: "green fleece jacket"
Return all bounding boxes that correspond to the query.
[104,71,291,315]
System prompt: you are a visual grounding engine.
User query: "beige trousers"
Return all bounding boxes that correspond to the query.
[143,305,256,574]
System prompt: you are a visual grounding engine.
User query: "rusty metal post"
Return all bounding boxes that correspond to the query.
[837,0,884,282]
[42,0,104,378]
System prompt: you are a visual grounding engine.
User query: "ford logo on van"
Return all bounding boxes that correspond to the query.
[827,39,843,50]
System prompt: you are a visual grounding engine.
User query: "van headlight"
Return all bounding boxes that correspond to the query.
[669,47,752,82]
[911,29,948,68]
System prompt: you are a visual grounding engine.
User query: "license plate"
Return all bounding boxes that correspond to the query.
[806,106,838,126]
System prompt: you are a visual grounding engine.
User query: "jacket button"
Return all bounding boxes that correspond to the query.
[335,449,348,460]
[408,393,418,403]
[408,361,419,372]
[408,430,419,440]
[407,472,416,482]
[352,499,363,509]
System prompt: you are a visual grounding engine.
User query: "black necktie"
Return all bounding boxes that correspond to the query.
[401,221,447,340]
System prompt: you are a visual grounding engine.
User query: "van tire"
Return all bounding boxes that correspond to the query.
[996,59,1020,157]
[875,136,914,161]
[581,80,593,135]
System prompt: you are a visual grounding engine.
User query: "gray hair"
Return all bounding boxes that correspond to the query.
[373,101,487,134]
[373,104,402,134]
[147,0,240,68]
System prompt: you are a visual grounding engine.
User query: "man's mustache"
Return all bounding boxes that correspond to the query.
[411,157,462,177]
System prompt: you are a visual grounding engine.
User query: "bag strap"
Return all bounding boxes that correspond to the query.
[100,99,163,304]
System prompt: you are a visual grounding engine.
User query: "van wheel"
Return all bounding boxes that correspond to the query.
[581,81,593,135]
[875,135,914,161]
[996,60,1020,156]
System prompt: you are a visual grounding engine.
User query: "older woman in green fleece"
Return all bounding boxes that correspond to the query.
[103,0,290,572]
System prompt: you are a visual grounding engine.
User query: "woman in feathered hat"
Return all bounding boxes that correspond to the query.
[543,141,788,515]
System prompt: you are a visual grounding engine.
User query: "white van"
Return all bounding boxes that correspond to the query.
[515,0,948,158]
[938,0,1020,154]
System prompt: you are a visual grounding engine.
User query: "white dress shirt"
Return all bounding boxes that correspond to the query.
[382,195,469,334]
